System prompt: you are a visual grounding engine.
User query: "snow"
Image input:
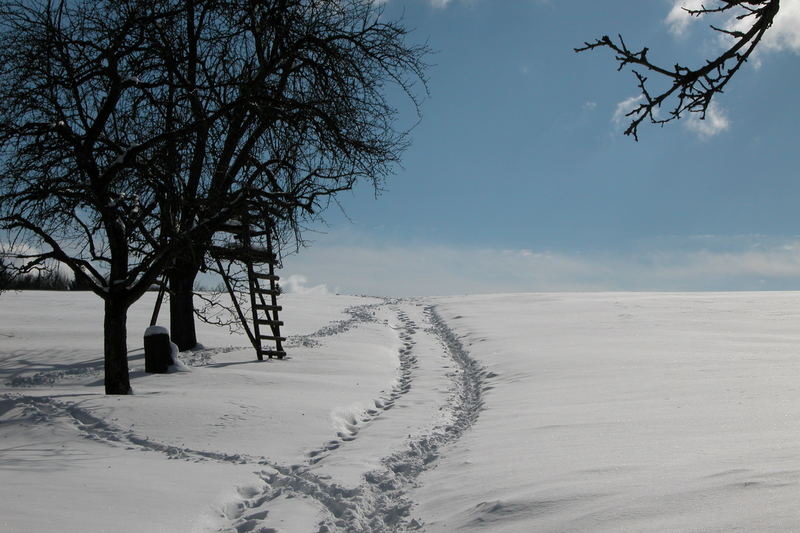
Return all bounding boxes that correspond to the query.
[144,325,169,336]
[414,292,800,531]
[3,290,800,531]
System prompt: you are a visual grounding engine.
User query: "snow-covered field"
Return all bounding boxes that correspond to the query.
[3,290,800,532]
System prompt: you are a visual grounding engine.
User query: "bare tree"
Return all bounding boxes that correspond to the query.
[145,0,428,350]
[0,0,219,394]
[0,0,427,392]
[576,0,780,140]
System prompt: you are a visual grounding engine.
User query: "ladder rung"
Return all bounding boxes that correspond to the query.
[253,289,279,296]
[255,319,284,326]
[259,335,286,342]
[247,250,276,262]
[261,350,286,358]
[254,273,279,281]
[209,246,275,262]
[254,304,282,311]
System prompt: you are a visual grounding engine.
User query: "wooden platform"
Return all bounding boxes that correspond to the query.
[210,214,286,360]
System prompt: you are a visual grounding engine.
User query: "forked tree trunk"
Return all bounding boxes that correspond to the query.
[104,297,132,395]
[168,257,200,351]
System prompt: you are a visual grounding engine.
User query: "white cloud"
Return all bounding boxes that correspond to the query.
[612,95,644,126]
[665,0,705,37]
[667,0,800,55]
[373,0,463,8]
[726,0,800,54]
[0,241,75,281]
[281,233,800,296]
[685,102,730,139]
[282,274,330,295]
[642,242,800,287]
[684,249,800,278]
[283,244,603,296]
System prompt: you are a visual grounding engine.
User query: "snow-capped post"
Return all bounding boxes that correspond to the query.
[144,326,173,374]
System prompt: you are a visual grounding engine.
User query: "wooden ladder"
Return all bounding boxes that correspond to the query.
[211,215,286,360]
[247,233,286,360]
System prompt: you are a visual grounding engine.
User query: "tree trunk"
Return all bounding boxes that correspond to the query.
[168,257,200,351]
[104,297,132,395]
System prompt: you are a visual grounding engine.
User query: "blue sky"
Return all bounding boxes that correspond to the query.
[283,0,800,296]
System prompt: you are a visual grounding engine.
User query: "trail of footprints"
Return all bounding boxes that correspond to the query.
[285,304,383,351]
[0,304,392,467]
[307,307,419,465]
[1,394,266,465]
[222,304,490,533]
[4,301,488,533]
[181,303,383,367]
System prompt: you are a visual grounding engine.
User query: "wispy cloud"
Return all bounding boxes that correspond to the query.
[0,241,74,278]
[375,0,452,7]
[665,0,705,37]
[726,0,800,55]
[666,0,800,55]
[281,232,800,296]
[685,102,730,139]
[282,274,330,295]
[612,95,644,126]
[377,0,490,8]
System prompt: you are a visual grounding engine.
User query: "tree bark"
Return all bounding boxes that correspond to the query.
[168,256,200,351]
[104,297,132,395]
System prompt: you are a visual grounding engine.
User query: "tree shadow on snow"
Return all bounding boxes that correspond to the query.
[1,347,146,389]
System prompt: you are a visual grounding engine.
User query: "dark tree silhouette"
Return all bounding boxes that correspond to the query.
[0,0,427,392]
[141,0,428,350]
[576,0,780,140]
[0,0,238,394]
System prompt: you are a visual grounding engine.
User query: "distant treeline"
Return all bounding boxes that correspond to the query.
[0,259,92,291]
[0,259,197,292]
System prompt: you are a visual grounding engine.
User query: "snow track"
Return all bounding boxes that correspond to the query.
[284,303,384,351]
[9,291,800,532]
[220,303,490,533]
[0,296,488,532]
[0,394,269,465]
[306,306,418,465]
[0,302,396,471]
[183,303,384,366]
